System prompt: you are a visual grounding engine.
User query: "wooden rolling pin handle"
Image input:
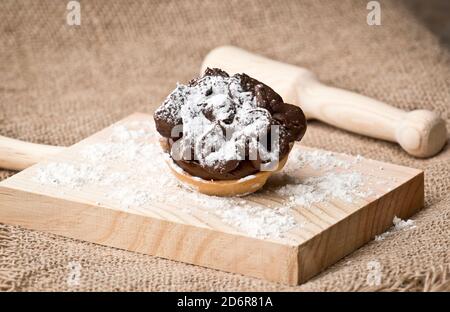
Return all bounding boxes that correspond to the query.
[0,135,64,171]
[297,80,448,158]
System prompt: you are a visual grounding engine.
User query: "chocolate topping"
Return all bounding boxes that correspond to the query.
[154,68,307,180]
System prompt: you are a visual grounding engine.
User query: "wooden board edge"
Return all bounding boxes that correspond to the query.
[295,170,424,283]
[0,185,300,285]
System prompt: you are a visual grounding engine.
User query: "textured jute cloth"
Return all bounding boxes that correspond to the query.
[0,0,449,291]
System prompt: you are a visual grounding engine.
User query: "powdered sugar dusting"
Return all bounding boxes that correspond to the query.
[33,121,377,241]
[375,216,416,241]
[35,162,105,188]
[284,148,351,171]
[274,148,371,208]
[274,172,367,208]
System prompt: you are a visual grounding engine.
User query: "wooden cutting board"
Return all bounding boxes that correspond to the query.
[0,113,423,285]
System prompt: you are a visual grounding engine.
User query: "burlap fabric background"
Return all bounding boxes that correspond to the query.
[0,0,449,291]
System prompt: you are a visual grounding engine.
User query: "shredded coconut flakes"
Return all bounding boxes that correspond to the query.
[375,216,416,241]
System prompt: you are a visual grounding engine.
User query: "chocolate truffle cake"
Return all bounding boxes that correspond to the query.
[154,68,307,181]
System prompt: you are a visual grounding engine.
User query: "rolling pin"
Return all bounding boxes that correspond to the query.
[0,46,447,172]
[0,136,64,171]
[202,46,447,158]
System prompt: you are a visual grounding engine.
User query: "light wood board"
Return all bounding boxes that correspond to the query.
[0,113,424,285]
